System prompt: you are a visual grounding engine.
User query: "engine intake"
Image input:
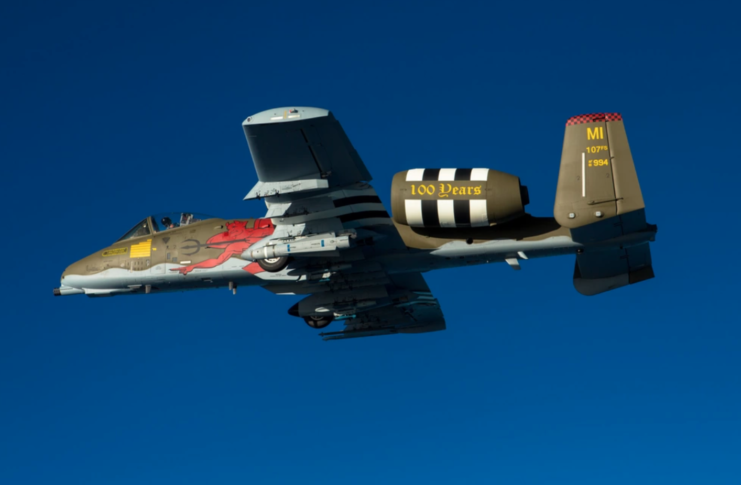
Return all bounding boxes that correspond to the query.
[390,168,528,228]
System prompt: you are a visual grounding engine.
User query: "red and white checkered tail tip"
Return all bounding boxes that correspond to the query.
[566,113,622,126]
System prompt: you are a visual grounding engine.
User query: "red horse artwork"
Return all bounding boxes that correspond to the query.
[171,219,275,275]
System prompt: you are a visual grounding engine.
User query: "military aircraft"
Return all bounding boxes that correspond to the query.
[56,108,657,340]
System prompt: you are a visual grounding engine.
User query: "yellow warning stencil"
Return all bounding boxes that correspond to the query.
[130,239,152,258]
[102,247,128,257]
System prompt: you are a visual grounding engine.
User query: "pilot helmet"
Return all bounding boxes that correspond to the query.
[161,216,173,227]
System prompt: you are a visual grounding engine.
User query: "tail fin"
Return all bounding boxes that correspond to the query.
[573,244,654,296]
[554,113,656,295]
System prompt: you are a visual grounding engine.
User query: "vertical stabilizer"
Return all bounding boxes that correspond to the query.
[555,113,656,295]
[554,113,645,233]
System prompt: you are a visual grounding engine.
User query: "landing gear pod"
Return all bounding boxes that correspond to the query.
[289,303,335,329]
[390,168,529,228]
[303,314,334,329]
[257,256,290,272]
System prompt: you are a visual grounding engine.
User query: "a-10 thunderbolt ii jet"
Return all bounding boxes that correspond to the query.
[56,108,657,340]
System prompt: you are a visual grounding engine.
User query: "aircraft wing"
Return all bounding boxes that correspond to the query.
[242,107,445,340]
[242,107,404,247]
[243,107,372,198]
[267,270,446,341]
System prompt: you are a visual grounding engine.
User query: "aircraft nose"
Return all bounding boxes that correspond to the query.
[61,263,74,283]
[54,263,85,297]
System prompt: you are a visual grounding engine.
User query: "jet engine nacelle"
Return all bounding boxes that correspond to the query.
[390,168,529,228]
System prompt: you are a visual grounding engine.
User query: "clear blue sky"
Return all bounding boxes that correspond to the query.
[2,1,739,484]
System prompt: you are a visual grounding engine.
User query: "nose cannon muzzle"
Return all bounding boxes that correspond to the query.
[53,286,84,296]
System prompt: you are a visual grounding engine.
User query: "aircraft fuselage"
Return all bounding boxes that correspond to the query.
[57,213,656,298]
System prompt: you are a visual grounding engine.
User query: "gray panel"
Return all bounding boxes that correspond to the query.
[573,243,654,296]
[388,272,432,293]
[573,266,630,296]
[577,248,629,279]
[569,217,623,244]
[243,107,372,188]
[244,123,321,181]
[620,208,648,234]
[626,242,652,272]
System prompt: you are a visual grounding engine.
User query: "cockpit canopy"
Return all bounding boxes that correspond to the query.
[117,212,215,242]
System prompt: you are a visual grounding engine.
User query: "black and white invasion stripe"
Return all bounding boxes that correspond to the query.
[330,187,392,228]
[405,168,489,228]
[405,168,489,183]
[266,184,392,228]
